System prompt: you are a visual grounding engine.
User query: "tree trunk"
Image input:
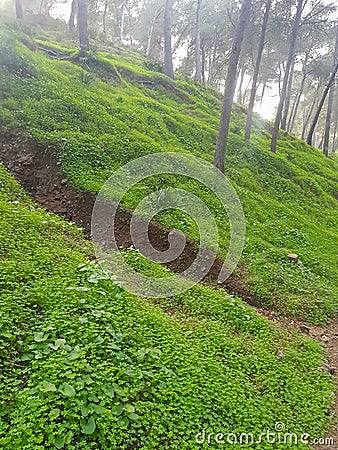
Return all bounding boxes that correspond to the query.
[69,0,77,31]
[201,43,206,83]
[39,0,49,16]
[146,22,154,56]
[15,0,23,19]
[260,81,267,106]
[146,5,160,57]
[102,0,108,36]
[195,0,202,83]
[237,64,246,104]
[244,0,271,141]
[242,74,253,106]
[164,0,174,78]
[301,83,319,140]
[271,0,303,153]
[120,0,127,43]
[77,0,90,52]
[281,56,296,130]
[307,60,338,146]
[214,0,252,173]
[332,120,337,153]
[323,25,338,156]
[287,52,309,133]
[207,46,217,87]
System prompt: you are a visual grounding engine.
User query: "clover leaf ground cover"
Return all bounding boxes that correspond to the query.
[0,25,337,323]
[0,163,334,449]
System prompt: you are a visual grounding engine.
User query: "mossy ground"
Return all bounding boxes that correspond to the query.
[0,164,334,449]
[0,24,337,323]
[0,22,337,449]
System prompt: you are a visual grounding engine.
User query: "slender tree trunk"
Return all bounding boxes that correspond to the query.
[323,87,334,154]
[244,0,271,141]
[271,0,303,153]
[287,52,309,132]
[164,0,174,78]
[318,133,324,150]
[281,56,296,130]
[120,0,127,43]
[195,0,202,83]
[207,46,217,87]
[201,43,206,83]
[207,52,212,86]
[214,0,252,173]
[260,82,267,106]
[77,0,90,52]
[237,64,246,104]
[277,63,284,96]
[69,0,77,31]
[146,6,159,56]
[332,120,337,153]
[307,60,338,146]
[301,83,319,140]
[323,24,338,156]
[102,0,108,36]
[242,74,253,106]
[146,23,154,56]
[15,0,23,19]
[39,0,49,15]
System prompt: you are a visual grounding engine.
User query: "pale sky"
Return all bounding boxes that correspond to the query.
[28,0,338,120]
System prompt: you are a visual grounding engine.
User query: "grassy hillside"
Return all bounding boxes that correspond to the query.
[0,163,334,448]
[0,25,337,324]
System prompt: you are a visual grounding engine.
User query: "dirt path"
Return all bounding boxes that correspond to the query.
[1,134,337,448]
[0,135,253,302]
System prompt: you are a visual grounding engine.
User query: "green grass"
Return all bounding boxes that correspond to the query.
[0,163,334,449]
[0,25,337,325]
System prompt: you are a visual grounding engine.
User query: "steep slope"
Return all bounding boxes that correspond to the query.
[0,25,337,325]
[0,163,334,449]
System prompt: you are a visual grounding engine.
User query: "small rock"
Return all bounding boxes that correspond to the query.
[287,253,298,263]
[277,349,285,358]
[300,325,311,334]
[61,179,68,185]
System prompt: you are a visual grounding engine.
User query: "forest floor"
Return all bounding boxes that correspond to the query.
[1,134,337,449]
[255,306,338,449]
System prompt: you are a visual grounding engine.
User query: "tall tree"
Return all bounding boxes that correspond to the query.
[69,0,77,31]
[244,0,272,141]
[195,0,202,83]
[120,0,127,42]
[77,0,90,52]
[102,0,108,36]
[15,0,23,19]
[214,0,252,173]
[301,81,319,140]
[307,59,338,146]
[287,51,309,133]
[164,0,174,78]
[145,3,161,56]
[323,24,338,156]
[281,56,295,130]
[270,0,303,153]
